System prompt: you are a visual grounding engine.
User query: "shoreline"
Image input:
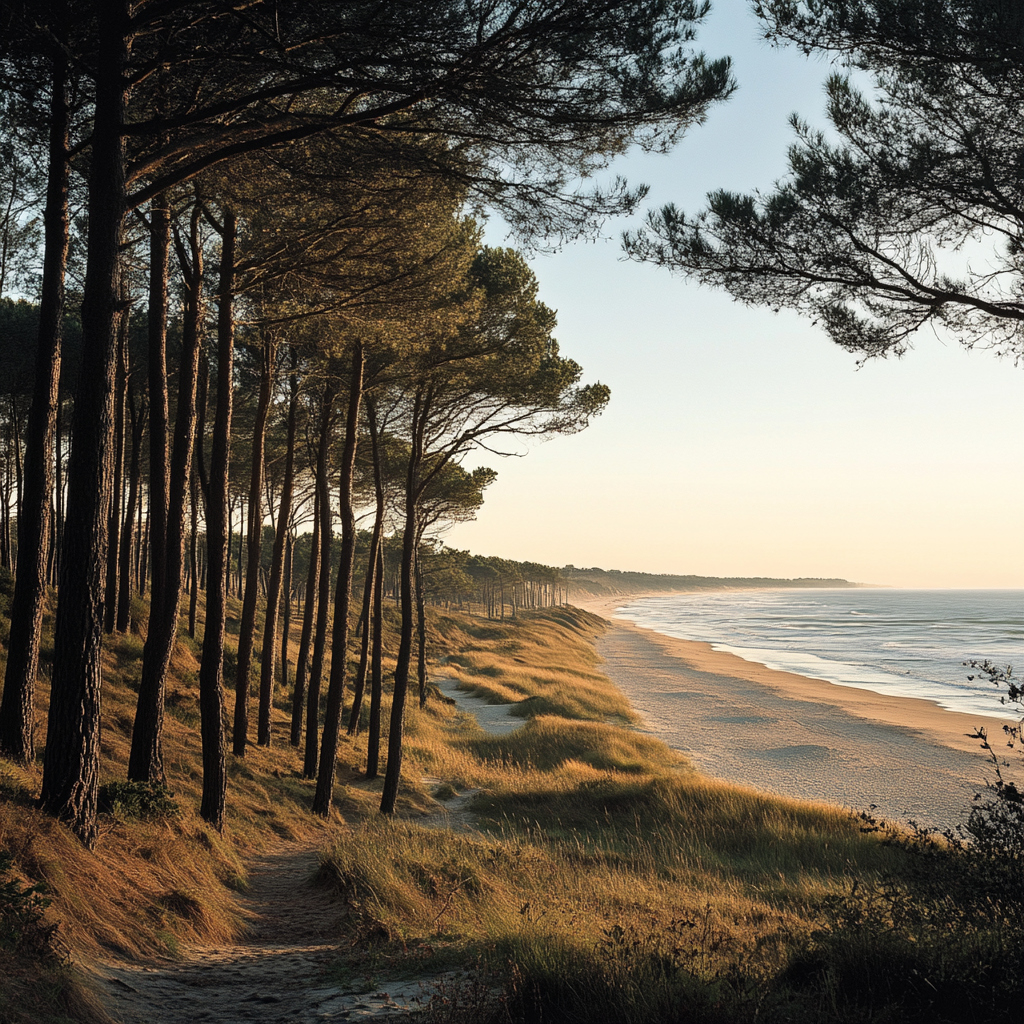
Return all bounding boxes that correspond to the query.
[573,592,1015,830]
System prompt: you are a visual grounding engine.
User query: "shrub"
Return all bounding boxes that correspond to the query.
[98,781,179,820]
[0,851,56,958]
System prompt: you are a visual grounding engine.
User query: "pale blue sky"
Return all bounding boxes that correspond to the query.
[446,1,1024,589]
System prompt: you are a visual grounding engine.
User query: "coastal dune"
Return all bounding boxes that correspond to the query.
[577,595,1014,832]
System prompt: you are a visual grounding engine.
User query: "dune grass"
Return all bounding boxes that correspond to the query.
[1,595,1020,1023]
[319,606,1024,1023]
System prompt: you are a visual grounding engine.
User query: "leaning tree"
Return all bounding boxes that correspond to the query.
[377,246,611,816]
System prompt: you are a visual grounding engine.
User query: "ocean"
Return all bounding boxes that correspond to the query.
[614,589,1024,720]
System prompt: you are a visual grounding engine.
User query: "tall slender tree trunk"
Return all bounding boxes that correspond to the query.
[0,17,69,764]
[232,333,276,756]
[189,349,209,639]
[236,510,244,598]
[303,387,335,780]
[12,397,22,554]
[137,501,148,596]
[198,208,235,830]
[116,393,145,633]
[146,191,171,644]
[313,341,364,818]
[380,497,418,814]
[280,531,292,697]
[53,399,63,586]
[40,4,129,847]
[347,530,377,737]
[381,391,425,815]
[290,488,319,748]
[348,395,384,737]
[129,207,205,784]
[415,552,428,708]
[256,364,297,746]
[104,305,128,633]
[1,434,11,572]
[365,540,384,779]
[188,468,200,638]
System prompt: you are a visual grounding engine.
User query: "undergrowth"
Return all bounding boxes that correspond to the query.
[1,594,1020,1023]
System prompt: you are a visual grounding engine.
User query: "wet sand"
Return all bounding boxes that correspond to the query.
[575,593,1014,831]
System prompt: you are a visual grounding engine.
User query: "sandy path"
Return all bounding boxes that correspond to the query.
[93,684,523,1024]
[95,842,435,1023]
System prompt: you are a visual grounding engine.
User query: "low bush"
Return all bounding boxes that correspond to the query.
[0,850,56,958]
[97,781,179,820]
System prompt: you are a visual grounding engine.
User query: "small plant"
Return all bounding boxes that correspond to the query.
[98,780,179,820]
[0,851,57,957]
[964,660,1024,860]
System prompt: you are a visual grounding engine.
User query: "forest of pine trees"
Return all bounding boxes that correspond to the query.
[0,2,733,846]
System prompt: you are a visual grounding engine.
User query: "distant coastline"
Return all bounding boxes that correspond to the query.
[562,564,864,602]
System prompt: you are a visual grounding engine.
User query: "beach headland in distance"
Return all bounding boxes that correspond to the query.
[573,590,1015,832]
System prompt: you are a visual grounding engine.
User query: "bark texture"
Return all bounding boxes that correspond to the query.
[198,208,235,830]
[313,343,363,817]
[41,4,129,846]
[0,24,69,764]
[257,367,297,746]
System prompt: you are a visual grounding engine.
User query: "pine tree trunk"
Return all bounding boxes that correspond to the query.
[40,4,129,847]
[290,488,319,748]
[381,390,425,815]
[232,333,276,757]
[188,468,200,638]
[103,308,128,633]
[53,400,63,586]
[116,392,145,633]
[280,532,292,697]
[198,208,235,830]
[0,21,69,764]
[347,396,385,737]
[416,551,428,708]
[1,436,10,572]
[365,540,384,779]
[146,192,171,644]
[313,342,363,818]
[380,497,417,814]
[137,500,148,596]
[189,348,208,639]
[129,208,204,784]
[12,396,22,552]
[303,388,335,779]
[256,362,297,746]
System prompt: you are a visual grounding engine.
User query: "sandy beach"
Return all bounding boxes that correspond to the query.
[574,593,1016,832]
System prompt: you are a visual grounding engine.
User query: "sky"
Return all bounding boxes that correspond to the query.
[444,1,1024,590]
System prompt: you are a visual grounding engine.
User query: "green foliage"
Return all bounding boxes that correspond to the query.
[626,0,1024,361]
[777,818,1024,1023]
[963,661,1024,858]
[0,852,56,958]
[98,782,179,821]
[129,595,148,634]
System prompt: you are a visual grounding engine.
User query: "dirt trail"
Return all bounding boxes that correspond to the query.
[94,842,433,1023]
[93,683,522,1023]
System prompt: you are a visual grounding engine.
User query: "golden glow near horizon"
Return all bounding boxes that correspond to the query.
[445,7,1024,590]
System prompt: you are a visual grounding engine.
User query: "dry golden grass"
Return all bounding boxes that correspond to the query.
[0,597,996,1024]
[313,606,931,1024]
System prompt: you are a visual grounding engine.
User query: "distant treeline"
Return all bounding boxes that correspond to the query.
[560,565,857,599]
